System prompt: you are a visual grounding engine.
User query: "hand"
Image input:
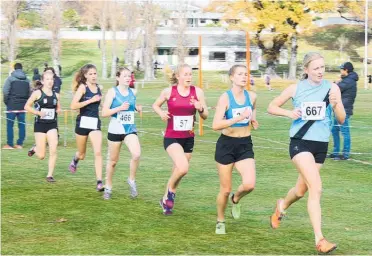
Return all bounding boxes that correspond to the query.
[288,108,302,120]
[239,107,252,121]
[190,98,203,112]
[160,111,170,121]
[90,95,101,103]
[38,111,46,118]
[119,102,130,111]
[251,119,259,130]
[56,108,62,114]
[329,89,340,108]
[136,105,142,112]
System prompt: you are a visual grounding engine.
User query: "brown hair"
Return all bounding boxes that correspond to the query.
[301,52,324,80]
[34,71,54,90]
[115,67,131,86]
[72,64,97,91]
[170,64,191,84]
[228,64,247,77]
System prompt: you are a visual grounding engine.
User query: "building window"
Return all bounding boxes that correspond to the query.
[212,19,219,24]
[200,19,206,24]
[158,48,171,55]
[188,48,199,56]
[235,52,246,62]
[209,52,226,61]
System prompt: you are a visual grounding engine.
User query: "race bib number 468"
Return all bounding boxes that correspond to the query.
[117,111,134,124]
[173,115,193,131]
[301,102,326,121]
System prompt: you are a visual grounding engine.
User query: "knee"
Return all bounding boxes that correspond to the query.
[308,184,322,197]
[49,148,57,157]
[177,162,189,176]
[131,152,141,161]
[108,159,118,168]
[242,183,255,193]
[94,151,102,158]
[219,187,231,197]
[37,153,46,160]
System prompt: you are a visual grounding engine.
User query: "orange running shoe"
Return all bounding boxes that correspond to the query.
[270,198,285,229]
[316,238,337,254]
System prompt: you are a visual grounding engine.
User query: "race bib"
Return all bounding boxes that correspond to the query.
[232,107,252,124]
[173,115,193,131]
[80,116,98,129]
[40,108,55,120]
[117,111,134,125]
[301,102,326,121]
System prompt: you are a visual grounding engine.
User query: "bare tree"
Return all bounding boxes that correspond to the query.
[337,34,349,59]
[141,0,165,80]
[100,1,108,79]
[43,0,63,76]
[123,2,142,69]
[109,0,120,78]
[173,0,189,64]
[1,0,22,73]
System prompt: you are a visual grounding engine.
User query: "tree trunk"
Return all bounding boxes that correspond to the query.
[8,23,16,75]
[110,1,118,78]
[101,2,108,79]
[265,61,277,76]
[288,34,298,80]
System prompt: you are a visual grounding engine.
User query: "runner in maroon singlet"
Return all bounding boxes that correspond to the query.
[152,63,209,215]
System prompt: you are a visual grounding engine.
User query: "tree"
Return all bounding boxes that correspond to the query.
[42,0,63,76]
[141,1,165,80]
[63,8,80,27]
[18,10,42,28]
[109,0,122,78]
[1,0,23,73]
[336,34,349,59]
[173,0,189,64]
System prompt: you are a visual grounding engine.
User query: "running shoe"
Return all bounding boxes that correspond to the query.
[46,176,56,183]
[316,238,337,254]
[270,198,286,229]
[103,188,112,200]
[215,221,226,235]
[127,178,138,198]
[231,193,241,219]
[96,182,104,192]
[165,190,176,210]
[28,145,36,157]
[69,157,78,173]
[159,199,172,215]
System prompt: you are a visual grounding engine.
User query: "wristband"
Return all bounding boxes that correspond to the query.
[198,107,204,113]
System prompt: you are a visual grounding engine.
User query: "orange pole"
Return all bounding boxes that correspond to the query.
[246,31,251,90]
[198,35,204,136]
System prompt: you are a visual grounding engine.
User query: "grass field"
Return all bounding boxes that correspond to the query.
[1,75,372,254]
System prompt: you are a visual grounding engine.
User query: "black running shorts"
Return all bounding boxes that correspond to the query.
[108,132,138,142]
[163,137,195,153]
[289,138,328,164]
[215,134,254,165]
[34,122,58,133]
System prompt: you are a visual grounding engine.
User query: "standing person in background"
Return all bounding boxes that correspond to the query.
[32,68,41,81]
[152,63,208,215]
[129,71,137,95]
[264,73,272,91]
[69,64,104,192]
[267,52,345,254]
[2,63,31,149]
[25,71,61,182]
[136,60,140,71]
[44,67,62,94]
[328,62,358,160]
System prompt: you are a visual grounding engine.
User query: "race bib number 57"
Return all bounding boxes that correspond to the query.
[301,102,326,121]
[173,115,193,131]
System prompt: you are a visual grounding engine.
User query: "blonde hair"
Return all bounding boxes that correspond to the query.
[170,63,191,84]
[301,52,324,80]
[72,64,97,91]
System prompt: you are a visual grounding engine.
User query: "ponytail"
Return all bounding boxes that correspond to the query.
[72,64,97,92]
[34,80,43,90]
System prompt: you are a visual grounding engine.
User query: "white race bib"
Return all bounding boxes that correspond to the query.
[80,116,98,129]
[40,108,55,120]
[173,115,193,131]
[232,107,252,124]
[301,102,326,121]
[117,111,134,124]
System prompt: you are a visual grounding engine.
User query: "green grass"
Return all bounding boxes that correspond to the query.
[1,82,372,254]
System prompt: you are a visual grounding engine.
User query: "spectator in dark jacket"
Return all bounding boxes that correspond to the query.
[329,62,358,160]
[44,67,62,93]
[2,63,31,149]
[32,68,41,81]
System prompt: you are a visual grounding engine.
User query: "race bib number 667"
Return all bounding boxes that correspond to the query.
[301,102,326,121]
